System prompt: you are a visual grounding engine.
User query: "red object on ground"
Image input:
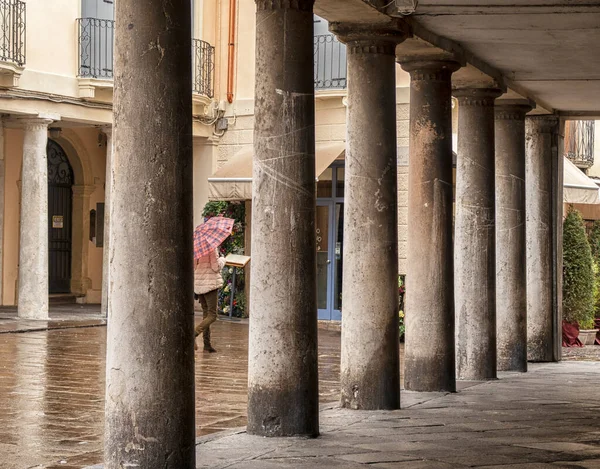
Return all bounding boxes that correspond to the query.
[562,320,584,347]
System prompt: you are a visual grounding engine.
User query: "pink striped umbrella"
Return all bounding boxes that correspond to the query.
[193,217,234,259]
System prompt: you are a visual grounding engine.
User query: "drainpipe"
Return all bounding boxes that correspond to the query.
[226,0,236,103]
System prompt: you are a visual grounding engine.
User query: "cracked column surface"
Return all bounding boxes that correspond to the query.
[400,60,461,392]
[247,0,319,437]
[495,104,532,372]
[526,115,560,362]
[101,126,112,319]
[104,0,195,467]
[18,118,52,320]
[454,87,502,381]
[332,23,408,410]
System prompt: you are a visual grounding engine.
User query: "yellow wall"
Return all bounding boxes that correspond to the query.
[2,126,106,305]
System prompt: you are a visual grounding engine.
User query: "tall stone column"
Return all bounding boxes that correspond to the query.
[0,119,5,305]
[454,87,502,381]
[495,103,532,372]
[248,0,318,437]
[104,0,195,467]
[526,115,560,362]
[18,118,52,320]
[400,59,461,392]
[101,126,112,318]
[331,23,407,410]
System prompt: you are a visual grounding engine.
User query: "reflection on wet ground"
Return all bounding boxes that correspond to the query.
[0,318,348,469]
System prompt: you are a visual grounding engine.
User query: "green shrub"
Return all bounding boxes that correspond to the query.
[588,221,600,320]
[563,208,595,326]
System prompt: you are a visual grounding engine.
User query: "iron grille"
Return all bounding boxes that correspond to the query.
[564,120,595,169]
[0,0,25,66]
[77,17,114,79]
[314,34,347,90]
[193,39,215,98]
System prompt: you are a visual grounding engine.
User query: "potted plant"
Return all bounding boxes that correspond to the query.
[563,207,596,346]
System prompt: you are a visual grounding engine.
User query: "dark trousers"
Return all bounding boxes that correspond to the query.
[194,289,218,347]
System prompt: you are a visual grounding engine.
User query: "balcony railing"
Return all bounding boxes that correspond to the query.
[314,34,347,90]
[0,0,25,66]
[77,17,114,79]
[565,120,595,169]
[193,38,215,98]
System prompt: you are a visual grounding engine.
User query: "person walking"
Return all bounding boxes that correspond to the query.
[194,247,226,353]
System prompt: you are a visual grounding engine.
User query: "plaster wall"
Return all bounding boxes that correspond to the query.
[2,127,105,305]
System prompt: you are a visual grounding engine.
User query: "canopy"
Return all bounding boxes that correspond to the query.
[208,142,345,201]
[563,157,600,205]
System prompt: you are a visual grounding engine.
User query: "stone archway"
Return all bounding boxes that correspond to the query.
[51,130,95,299]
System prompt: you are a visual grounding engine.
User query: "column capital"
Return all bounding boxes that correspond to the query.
[329,20,410,55]
[495,102,534,121]
[399,59,462,81]
[526,114,559,133]
[101,125,113,137]
[255,0,313,11]
[72,184,96,197]
[17,117,53,131]
[453,87,503,106]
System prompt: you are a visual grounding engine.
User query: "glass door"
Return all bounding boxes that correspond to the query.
[316,202,332,319]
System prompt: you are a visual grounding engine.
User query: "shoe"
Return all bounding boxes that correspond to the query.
[194,340,198,351]
[203,346,217,353]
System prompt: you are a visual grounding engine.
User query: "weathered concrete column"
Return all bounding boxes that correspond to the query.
[18,117,52,320]
[0,119,5,305]
[100,126,112,318]
[399,59,461,392]
[495,103,532,372]
[104,0,195,467]
[248,0,318,437]
[331,22,408,410]
[454,87,502,381]
[526,115,561,362]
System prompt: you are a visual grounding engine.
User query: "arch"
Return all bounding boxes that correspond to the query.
[52,129,95,187]
[52,129,96,298]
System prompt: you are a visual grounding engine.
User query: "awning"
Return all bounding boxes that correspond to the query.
[208,142,345,201]
[564,156,600,205]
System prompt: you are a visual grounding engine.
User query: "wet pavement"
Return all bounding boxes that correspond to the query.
[0,307,598,469]
[191,361,600,469]
[0,315,345,469]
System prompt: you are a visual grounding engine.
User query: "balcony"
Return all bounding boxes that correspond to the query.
[314,33,347,93]
[77,17,114,101]
[565,120,595,170]
[192,38,215,114]
[0,0,25,87]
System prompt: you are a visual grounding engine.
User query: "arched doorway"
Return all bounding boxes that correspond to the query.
[47,139,74,294]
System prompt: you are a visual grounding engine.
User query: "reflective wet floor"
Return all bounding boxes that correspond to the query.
[0,318,347,469]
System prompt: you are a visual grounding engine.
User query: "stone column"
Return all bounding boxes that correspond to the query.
[248,0,318,437]
[70,184,94,297]
[101,126,112,318]
[104,0,195,467]
[331,23,407,410]
[18,118,52,320]
[526,115,560,362]
[454,87,502,381]
[495,103,532,372]
[0,120,5,305]
[400,60,460,392]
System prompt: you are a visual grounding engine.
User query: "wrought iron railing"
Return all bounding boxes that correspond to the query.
[193,39,215,98]
[77,18,114,79]
[314,34,347,90]
[0,0,25,66]
[564,120,595,169]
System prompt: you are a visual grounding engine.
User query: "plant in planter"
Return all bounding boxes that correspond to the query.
[398,275,406,342]
[563,207,595,346]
